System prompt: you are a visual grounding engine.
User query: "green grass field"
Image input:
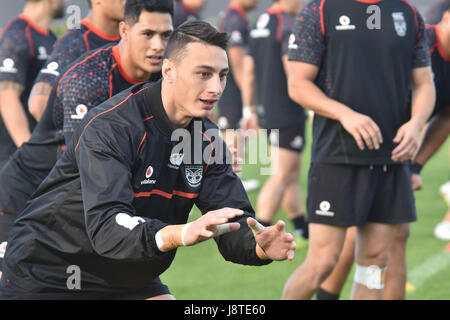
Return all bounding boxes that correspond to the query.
[161,122,450,300]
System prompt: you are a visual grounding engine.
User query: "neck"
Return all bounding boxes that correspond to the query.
[182,0,198,13]
[22,2,53,31]
[161,80,192,128]
[230,1,249,13]
[117,42,151,82]
[85,10,120,37]
[437,24,450,58]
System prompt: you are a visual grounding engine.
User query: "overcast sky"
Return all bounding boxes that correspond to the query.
[0,0,441,29]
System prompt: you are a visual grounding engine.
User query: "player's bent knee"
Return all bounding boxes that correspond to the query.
[308,258,339,288]
[394,223,410,243]
[354,264,386,290]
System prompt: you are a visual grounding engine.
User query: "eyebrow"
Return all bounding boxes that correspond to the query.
[140,28,173,34]
[195,65,229,73]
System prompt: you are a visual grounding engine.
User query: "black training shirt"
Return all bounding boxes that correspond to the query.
[249,7,306,129]
[288,0,430,165]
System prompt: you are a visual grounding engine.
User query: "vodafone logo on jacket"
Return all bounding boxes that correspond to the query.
[141,165,156,185]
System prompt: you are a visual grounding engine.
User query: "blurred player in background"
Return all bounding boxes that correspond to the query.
[411,5,450,241]
[28,0,124,122]
[242,0,308,239]
[218,0,260,192]
[173,0,207,27]
[0,0,64,168]
[426,0,450,24]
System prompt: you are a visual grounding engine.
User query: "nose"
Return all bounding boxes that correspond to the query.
[150,35,165,53]
[207,74,223,97]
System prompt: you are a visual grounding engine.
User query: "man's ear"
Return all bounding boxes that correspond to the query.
[119,21,129,41]
[162,59,175,83]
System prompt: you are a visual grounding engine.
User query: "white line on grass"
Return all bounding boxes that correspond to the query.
[407,249,450,290]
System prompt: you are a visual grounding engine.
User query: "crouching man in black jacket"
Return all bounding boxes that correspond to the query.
[0,20,296,300]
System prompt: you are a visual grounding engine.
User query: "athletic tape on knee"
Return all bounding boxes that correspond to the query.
[354,264,386,290]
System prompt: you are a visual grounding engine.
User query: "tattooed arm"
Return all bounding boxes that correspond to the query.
[0,80,30,147]
[28,81,52,121]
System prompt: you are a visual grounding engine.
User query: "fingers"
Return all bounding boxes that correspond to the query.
[214,222,241,236]
[247,217,265,235]
[392,133,418,162]
[345,115,383,151]
[411,173,422,191]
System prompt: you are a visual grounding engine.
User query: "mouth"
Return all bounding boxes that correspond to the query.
[199,98,218,110]
[146,55,163,65]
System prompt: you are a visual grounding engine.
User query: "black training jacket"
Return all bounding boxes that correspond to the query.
[2,80,271,294]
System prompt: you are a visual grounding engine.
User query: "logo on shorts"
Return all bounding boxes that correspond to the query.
[70,104,88,120]
[290,136,303,149]
[40,61,60,76]
[0,241,7,258]
[0,58,17,73]
[316,201,335,217]
[336,15,356,31]
[185,165,203,188]
[141,165,156,185]
[392,12,407,37]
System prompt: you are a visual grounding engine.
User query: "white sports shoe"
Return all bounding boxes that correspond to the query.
[241,179,260,192]
[439,181,450,207]
[434,221,450,241]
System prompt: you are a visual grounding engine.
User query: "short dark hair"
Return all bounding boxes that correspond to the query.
[163,20,229,61]
[87,0,92,8]
[124,0,174,25]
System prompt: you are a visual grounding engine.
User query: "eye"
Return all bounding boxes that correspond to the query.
[198,72,211,79]
[162,32,172,39]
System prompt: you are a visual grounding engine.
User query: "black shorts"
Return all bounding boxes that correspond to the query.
[0,273,171,300]
[267,126,306,153]
[307,163,416,227]
[217,103,242,130]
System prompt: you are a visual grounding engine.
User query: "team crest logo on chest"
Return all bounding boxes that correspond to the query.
[392,12,407,37]
[185,165,203,188]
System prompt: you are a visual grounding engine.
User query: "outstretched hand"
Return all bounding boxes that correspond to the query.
[247,218,296,261]
[182,208,244,246]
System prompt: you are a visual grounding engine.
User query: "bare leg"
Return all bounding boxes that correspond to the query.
[319,226,356,298]
[282,223,347,300]
[383,223,409,300]
[351,223,397,300]
[257,147,303,224]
